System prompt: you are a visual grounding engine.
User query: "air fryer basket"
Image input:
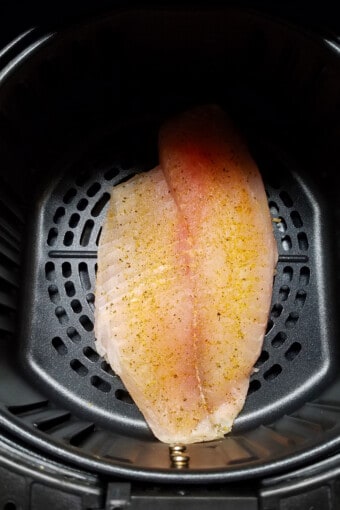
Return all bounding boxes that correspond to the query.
[0,7,340,483]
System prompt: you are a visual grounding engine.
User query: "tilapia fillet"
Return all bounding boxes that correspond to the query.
[95,105,278,444]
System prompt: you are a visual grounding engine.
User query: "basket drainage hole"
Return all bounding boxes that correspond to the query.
[70,359,88,377]
[45,262,56,281]
[67,326,81,343]
[62,262,72,278]
[55,306,69,324]
[291,211,303,228]
[271,331,287,348]
[279,285,290,301]
[48,285,60,304]
[283,267,293,283]
[271,303,283,318]
[71,299,82,313]
[248,379,261,395]
[255,350,269,367]
[101,360,115,376]
[285,342,302,361]
[77,198,88,211]
[264,364,282,381]
[298,232,308,251]
[52,336,68,355]
[53,207,65,224]
[83,346,99,362]
[265,320,273,335]
[279,191,293,208]
[285,312,299,328]
[91,376,111,393]
[47,228,58,246]
[63,188,77,204]
[269,201,279,216]
[79,315,93,331]
[69,213,80,228]
[87,182,101,197]
[3,503,17,510]
[281,235,292,251]
[115,388,135,404]
[91,192,110,217]
[65,281,76,297]
[299,267,310,286]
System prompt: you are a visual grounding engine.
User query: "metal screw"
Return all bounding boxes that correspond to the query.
[169,444,190,468]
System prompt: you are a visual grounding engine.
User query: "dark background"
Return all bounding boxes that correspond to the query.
[1,1,340,49]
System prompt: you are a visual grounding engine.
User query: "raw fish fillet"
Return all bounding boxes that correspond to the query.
[95,105,278,443]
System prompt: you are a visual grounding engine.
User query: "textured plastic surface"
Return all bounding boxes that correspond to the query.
[0,7,340,483]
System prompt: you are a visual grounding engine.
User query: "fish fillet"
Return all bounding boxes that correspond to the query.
[95,105,278,443]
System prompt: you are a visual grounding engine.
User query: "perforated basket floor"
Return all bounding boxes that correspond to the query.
[19,125,333,439]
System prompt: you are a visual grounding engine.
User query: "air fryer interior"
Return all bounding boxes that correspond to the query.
[0,8,340,482]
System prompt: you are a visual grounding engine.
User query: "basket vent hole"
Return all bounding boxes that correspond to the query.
[80,219,94,247]
[265,320,273,335]
[3,502,17,510]
[70,359,88,377]
[96,227,102,246]
[55,306,69,324]
[299,267,310,286]
[281,235,292,251]
[91,192,110,217]
[298,232,309,251]
[63,188,77,204]
[275,218,287,233]
[279,191,293,207]
[62,262,72,278]
[115,388,134,404]
[91,375,111,393]
[87,182,101,197]
[269,201,279,215]
[53,207,65,224]
[282,266,293,283]
[285,312,299,329]
[104,168,120,180]
[77,198,88,211]
[285,342,302,361]
[45,262,55,281]
[69,213,80,228]
[255,350,269,367]
[248,379,261,395]
[75,170,91,187]
[279,285,290,301]
[48,285,60,304]
[295,290,307,309]
[264,364,282,381]
[67,326,81,343]
[52,337,68,355]
[101,360,115,376]
[79,262,91,291]
[271,331,287,348]
[63,231,74,246]
[86,293,95,311]
[47,228,58,246]
[65,281,75,297]
[271,303,283,318]
[83,346,99,362]
[291,211,303,228]
[71,299,82,313]
[79,315,93,331]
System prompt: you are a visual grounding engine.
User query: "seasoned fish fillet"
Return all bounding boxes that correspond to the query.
[95,105,278,443]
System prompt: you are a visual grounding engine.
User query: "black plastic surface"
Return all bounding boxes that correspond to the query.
[20,132,333,437]
[0,6,340,483]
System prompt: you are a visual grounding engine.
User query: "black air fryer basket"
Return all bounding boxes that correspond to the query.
[1,5,340,508]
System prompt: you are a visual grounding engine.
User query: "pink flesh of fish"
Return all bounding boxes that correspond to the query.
[95,105,278,443]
